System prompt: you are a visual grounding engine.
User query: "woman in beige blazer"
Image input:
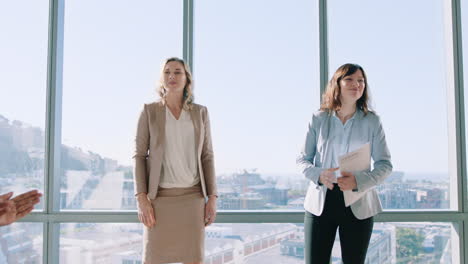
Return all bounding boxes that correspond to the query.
[133,57,217,264]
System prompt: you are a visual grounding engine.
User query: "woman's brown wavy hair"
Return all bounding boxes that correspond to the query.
[320,63,371,115]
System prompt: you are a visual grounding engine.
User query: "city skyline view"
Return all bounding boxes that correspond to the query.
[0,114,451,212]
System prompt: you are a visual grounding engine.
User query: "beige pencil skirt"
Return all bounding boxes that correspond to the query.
[143,185,205,264]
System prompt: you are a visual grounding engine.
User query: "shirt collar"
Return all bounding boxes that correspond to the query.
[332,109,359,121]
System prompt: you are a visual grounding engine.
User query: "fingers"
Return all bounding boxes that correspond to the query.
[12,190,42,205]
[13,197,36,221]
[138,213,143,224]
[337,176,345,186]
[137,199,150,227]
[0,192,13,202]
[327,174,335,189]
[337,173,348,188]
[12,192,42,215]
[12,190,38,201]
[138,203,156,228]
[147,210,156,227]
[205,212,215,226]
[141,212,150,227]
[340,171,352,177]
[12,194,41,220]
[323,178,334,190]
[140,214,147,227]
[208,209,217,226]
[327,167,339,172]
[204,209,210,226]
[15,206,33,220]
[142,212,150,227]
[337,182,345,190]
[337,171,356,190]
[321,176,334,190]
[320,171,336,190]
[206,217,215,226]
[337,177,352,190]
[321,179,333,190]
[204,205,217,226]
[16,203,32,215]
[138,212,150,227]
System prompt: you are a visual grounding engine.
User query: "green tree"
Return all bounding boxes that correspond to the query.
[397,227,425,263]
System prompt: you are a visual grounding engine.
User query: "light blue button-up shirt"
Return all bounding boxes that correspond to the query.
[329,111,357,181]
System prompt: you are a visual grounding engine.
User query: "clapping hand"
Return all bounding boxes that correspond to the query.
[0,190,42,226]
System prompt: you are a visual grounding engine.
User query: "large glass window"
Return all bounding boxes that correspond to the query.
[328,0,455,210]
[0,223,43,263]
[1,1,468,263]
[58,222,456,264]
[339,223,456,264]
[0,1,48,209]
[194,0,320,210]
[60,0,183,210]
[60,223,141,263]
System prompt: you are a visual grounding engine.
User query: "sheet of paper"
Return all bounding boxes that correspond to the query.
[338,143,371,207]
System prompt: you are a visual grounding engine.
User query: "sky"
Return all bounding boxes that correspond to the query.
[0,0,463,178]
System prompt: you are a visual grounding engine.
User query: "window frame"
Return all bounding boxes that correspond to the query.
[17,0,468,263]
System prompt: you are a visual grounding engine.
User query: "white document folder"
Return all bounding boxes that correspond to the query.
[338,143,371,207]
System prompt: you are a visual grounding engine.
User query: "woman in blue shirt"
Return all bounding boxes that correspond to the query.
[297,63,393,264]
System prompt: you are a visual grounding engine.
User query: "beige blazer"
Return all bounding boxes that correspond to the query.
[133,101,217,199]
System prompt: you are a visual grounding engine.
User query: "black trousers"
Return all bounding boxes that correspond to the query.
[304,184,374,264]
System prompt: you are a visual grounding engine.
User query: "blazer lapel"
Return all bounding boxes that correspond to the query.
[320,113,332,168]
[189,106,201,154]
[156,102,166,147]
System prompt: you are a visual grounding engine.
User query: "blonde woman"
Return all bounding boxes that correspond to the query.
[297,64,392,264]
[134,57,217,264]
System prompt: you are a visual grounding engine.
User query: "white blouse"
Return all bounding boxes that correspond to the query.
[159,107,200,188]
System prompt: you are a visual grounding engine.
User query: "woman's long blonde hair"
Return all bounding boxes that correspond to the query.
[158,57,194,110]
[320,63,371,115]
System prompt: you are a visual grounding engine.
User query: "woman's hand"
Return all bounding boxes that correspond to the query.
[0,190,42,226]
[11,190,42,221]
[319,168,339,190]
[204,196,217,226]
[136,193,156,228]
[337,171,357,191]
[0,192,16,226]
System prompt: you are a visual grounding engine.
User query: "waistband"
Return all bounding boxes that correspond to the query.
[157,184,202,197]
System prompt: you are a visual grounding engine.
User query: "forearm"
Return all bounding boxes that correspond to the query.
[297,158,325,185]
[354,160,393,192]
[201,131,216,195]
[133,157,148,196]
[202,160,217,196]
[133,104,150,196]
